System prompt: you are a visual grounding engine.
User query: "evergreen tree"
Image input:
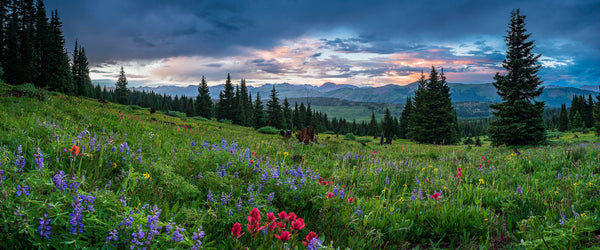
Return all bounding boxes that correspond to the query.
[20,0,36,84]
[571,111,583,130]
[382,108,394,138]
[594,87,600,135]
[46,10,72,93]
[282,97,291,130]
[298,102,306,129]
[399,97,413,138]
[368,111,379,137]
[4,11,20,85]
[558,103,568,132]
[253,92,265,128]
[488,9,545,146]
[292,102,300,130]
[266,85,283,128]
[114,66,129,104]
[216,73,235,121]
[306,103,313,126]
[232,85,243,125]
[408,67,458,144]
[186,98,194,117]
[585,94,594,128]
[240,79,252,125]
[195,76,212,119]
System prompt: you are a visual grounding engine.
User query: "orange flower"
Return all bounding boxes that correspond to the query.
[69,145,81,156]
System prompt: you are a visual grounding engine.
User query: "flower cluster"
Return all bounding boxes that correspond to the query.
[38,214,52,239]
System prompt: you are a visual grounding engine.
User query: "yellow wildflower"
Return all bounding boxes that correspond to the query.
[484,218,488,222]
[284,152,289,156]
[443,186,448,190]
[400,197,404,202]
[434,168,438,172]
[581,213,586,217]
[144,172,150,179]
[403,183,407,187]
[421,167,425,171]
[479,178,485,185]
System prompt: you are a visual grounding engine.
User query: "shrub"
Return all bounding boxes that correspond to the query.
[356,137,372,143]
[343,133,356,141]
[193,116,209,121]
[322,131,335,134]
[257,126,280,134]
[219,119,232,124]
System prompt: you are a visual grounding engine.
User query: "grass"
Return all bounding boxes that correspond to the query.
[1,84,600,249]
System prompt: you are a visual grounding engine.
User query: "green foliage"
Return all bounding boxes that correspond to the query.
[196,76,213,119]
[266,85,283,129]
[343,133,356,141]
[193,116,209,121]
[488,9,545,146]
[256,126,280,134]
[1,87,600,249]
[463,137,474,145]
[355,137,372,143]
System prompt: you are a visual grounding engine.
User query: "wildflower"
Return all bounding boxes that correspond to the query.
[290,218,305,231]
[479,178,484,185]
[268,192,275,204]
[267,212,276,222]
[355,207,362,215]
[69,145,81,157]
[302,231,318,247]
[38,214,52,239]
[278,211,288,221]
[34,148,44,169]
[16,185,30,197]
[286,212,297,222]
[327,192,333,199]
[517,186,522,195]
[284,151,289,156]
[432,192,440,200]
[172,226,184,242]
[197,172,203,179]
[143,172,150,179]
[348,197,354,203]
[307,237,323,250]
[106,229,118,243]
[207,189,213,202]
[275,231,291,242]
[191,227,205,250]
[559,211,566,225]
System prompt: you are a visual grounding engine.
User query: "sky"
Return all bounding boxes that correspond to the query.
[46,0,600,87]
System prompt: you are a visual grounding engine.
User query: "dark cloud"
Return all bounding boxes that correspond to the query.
[45,0,599,85]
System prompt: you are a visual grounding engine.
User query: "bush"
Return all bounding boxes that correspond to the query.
[219,119,232,124]
[343,133,356,141]
[257,126,280,134]
[356,137,372,143]
[193,116,209,121]
[463,137,474,145]
[322,131,335,134]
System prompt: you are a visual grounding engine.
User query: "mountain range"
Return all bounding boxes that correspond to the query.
[125,82,599,108]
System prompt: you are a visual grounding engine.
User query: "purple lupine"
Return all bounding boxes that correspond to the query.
[247,184,253,192]
[130,226,145,248]
[339,188,345,200]
[355,206,362,215]
[120,211,135,227]
[69,202,84,234]
[172,227,184,242]
[220,192,230,205]
[69,176,81,193]
[34,148,44,169]
[248,194,254,205]
[559,211,566,225]
[517,186,522,195]
[197,172,203,179]
[191,227,205,250]
[16,185,30,196]
[106,229,119,244]
[53,171,67,192]
[307,237,323,250]
[119,196,128,206]
[332,185,339,196]
[0,169,6,185]
[268,192,275,204]
[38,214,52,239]
[145,205,161,246]
[228,209,233,216]
[14,145,26,173]
[207,189,213,202]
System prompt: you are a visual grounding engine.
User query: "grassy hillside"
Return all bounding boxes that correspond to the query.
[1,83,600,249]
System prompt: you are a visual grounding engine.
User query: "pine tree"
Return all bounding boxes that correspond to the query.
[4,11,20,85]
[47,10,72,93]
[571,111,583,130]
[558,103,568,132]
[186,98,194,117]
[253,92,265,128]
[594,87,600,136]
[293,102,300,130]
[488,9,545,146]
[77,46,93,96]
[196,76,212,119]
[20,0,36,84]
[298,102,306,129]
[368,111,379,137]
[266,85,283,128]
[382,108,394,138]
[34,0,49,88]
[282,97,291,130]
[232,85,243,125]
[585,94,594,128]
[115,66,129,104]
[399,97,413,139]
[240,79,251,126]
[216,73,235,121]
[408,67,458,144]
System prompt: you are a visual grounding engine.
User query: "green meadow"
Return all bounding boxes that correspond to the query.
[1,84,599,249]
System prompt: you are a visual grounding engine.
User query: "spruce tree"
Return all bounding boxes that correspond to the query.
[382,108,394,138]
[47,10,72,93]
[266,85,283,128]
[399,97,413,139]
[196,76,212,119]
[20,0,36,85]
[240,79,251,126]
[488,9,545,146]
[408,67,458,144]
[232,85,244,125]
[4,11,20,85]
[571,111,583,130]
[115,66,129,104]
[34,0,49,88]
[282,97,291,130]
[292,102,300,130]
[558,104,568,132]
[594,87,600,136]
[216,73,235,121]
[253,92,265,128]
[368,111,379,137]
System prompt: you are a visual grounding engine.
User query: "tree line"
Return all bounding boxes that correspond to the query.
[0,0,90,95]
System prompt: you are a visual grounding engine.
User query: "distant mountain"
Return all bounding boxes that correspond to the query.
[126,82,598,107]
[579,85,599,92]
